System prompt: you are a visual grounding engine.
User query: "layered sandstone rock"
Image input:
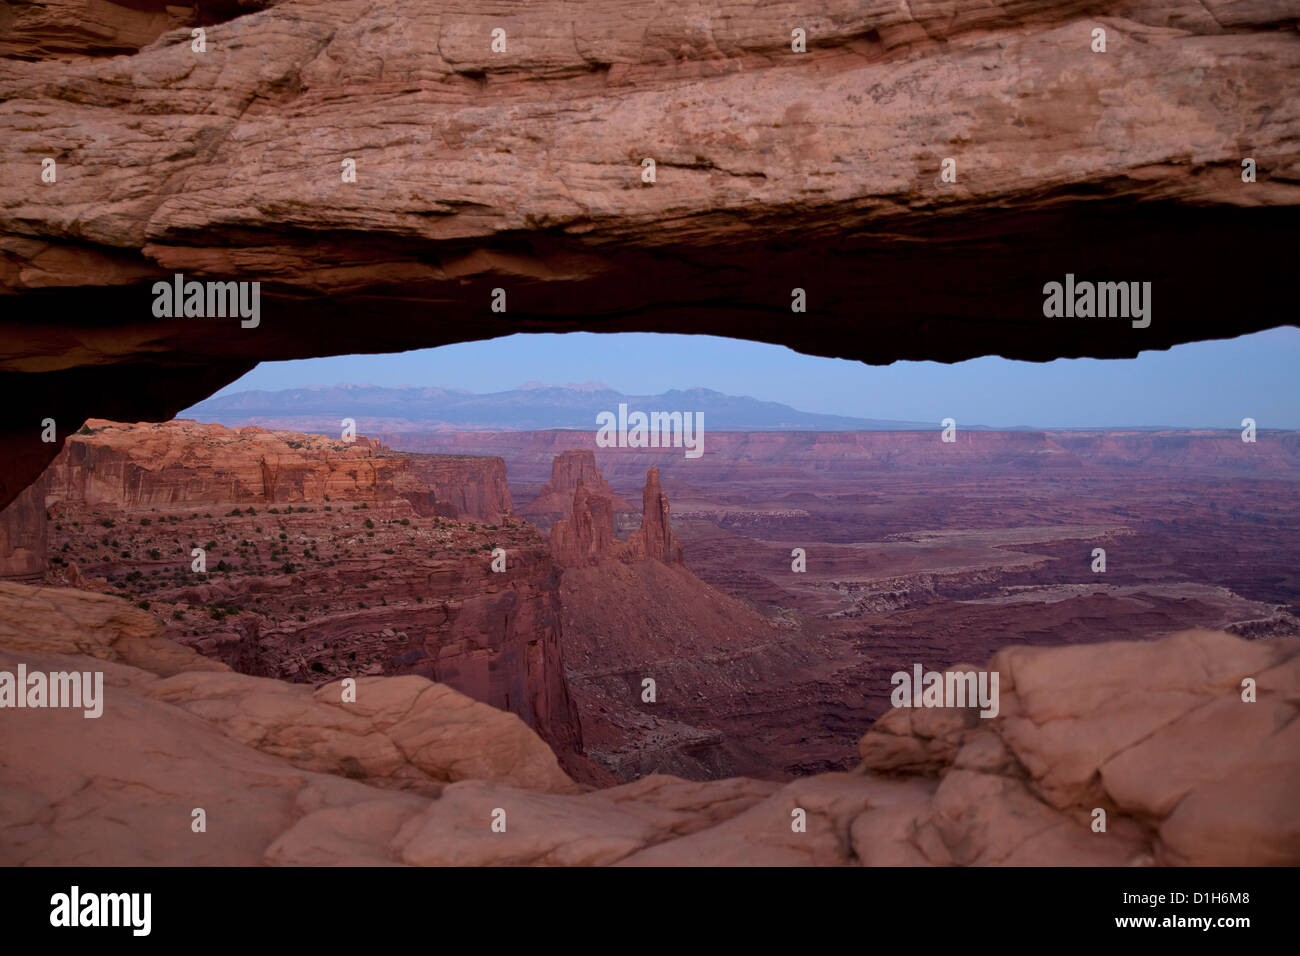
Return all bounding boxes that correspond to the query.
[855,629,1300,865]
[41,489,586,771]
[25,417,583,767]
[522,450,634,528]
[0,579,227,676]
[402,454,512,524]
[550,464,683,567]
[548,479,619,568]
[1,579,1294,865]
[0,468,49,581]
[624,467,683,564]
[1,0,1297,509]
[49,419,403,508]
[43,418,510,521]
[0,0,268,60]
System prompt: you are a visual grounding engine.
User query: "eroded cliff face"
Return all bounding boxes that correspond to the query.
[522,449,634,529]
[49,419,406,508]
[1,0,1297,507]
[45,418,511,521]
[0,468,49,581]
[624,466,683,564]
[401,455,513,523]
[549,479,620,568]
[550,465,683,567]
[23,418,587,770]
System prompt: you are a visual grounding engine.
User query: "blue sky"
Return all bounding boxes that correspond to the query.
[209,326,1300,428]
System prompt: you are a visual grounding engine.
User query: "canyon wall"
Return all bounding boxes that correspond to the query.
[0,468,50,582]
[400,454,512,524]
[213,531,585,764]
[27,418,586,767]
[44,419,511,521]
[49,419,403,508]
[397,429,1300,490]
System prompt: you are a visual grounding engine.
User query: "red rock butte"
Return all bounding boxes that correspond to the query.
[521,449,635,527]
[551,465,683,567]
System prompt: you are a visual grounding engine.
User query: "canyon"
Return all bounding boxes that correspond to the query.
[15,420,857,783]
[5,416,1296,797]
[0,412,1295,863]
[0,0,1296,872]
[15,419,591,778]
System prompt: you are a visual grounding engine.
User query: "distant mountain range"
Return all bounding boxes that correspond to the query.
[182,383,1247,432]
[183,384,942,432]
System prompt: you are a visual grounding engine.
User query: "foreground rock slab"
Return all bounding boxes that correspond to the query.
[2,582,1296,865]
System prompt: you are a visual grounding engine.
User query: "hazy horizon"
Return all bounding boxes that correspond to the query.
[202,326,1300,430]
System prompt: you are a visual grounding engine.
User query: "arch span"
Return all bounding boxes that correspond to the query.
[2,0,1298,504]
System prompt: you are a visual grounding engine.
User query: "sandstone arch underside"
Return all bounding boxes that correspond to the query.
[1,0,1298,506]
